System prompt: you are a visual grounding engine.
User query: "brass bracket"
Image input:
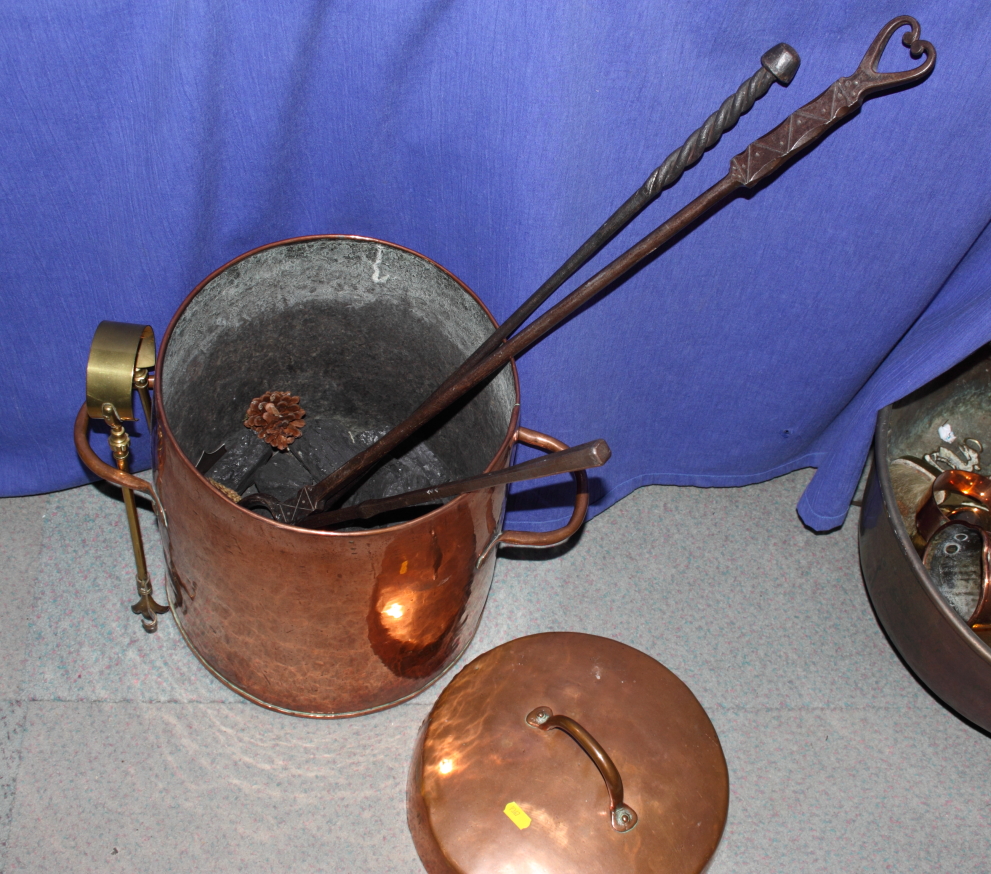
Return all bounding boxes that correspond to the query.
[87,322,156,422]
[86,322,168,633]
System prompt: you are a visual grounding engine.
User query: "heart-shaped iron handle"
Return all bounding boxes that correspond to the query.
[526,706,638,832]
[847,15,936,98]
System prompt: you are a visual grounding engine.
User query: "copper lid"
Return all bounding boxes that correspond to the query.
[407,632,729,874]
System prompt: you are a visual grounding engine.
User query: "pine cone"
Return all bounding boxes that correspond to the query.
[244,391,306,450]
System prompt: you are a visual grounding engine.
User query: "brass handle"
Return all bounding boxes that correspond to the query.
[74,403,169,631]
[86,321,156,422]
[526,706,638,832]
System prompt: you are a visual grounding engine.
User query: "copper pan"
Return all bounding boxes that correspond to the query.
[77,235,589,717]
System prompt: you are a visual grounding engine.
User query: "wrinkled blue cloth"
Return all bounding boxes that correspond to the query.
[2,2,989,532]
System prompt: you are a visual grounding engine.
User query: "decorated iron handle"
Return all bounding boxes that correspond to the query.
[729,15,936,188]
[526,706,638,833]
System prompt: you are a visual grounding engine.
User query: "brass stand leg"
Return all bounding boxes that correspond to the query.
[103,403,168,633]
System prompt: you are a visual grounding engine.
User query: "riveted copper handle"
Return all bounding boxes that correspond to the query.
[74,403,153,494]
[495,427,590,549]
[526,706,638,833]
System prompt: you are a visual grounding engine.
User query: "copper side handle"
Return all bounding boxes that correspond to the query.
[74,403,153,494]
[297,439,609,530]
[526,706,637,833]
[495,427,589,548]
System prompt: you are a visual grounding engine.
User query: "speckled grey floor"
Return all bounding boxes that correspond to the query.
[1,469,989,873]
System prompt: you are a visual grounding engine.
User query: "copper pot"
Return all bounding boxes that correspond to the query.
[76,236,588,717]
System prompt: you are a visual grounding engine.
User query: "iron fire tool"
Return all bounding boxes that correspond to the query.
[254,16,935,526]
[237,42,800,521]
[429,42,800,389]
[296,438,610,530]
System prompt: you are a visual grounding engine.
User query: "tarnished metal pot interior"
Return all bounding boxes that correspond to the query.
[154,236,522,717]
[859,345,991,732]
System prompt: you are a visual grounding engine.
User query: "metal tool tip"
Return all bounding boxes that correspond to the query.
[593,439,612,465]
[761,43,800,85]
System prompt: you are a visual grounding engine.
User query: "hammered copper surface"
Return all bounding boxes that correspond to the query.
[859,346,991,732]
[156,429,508,714]
[75,235,593,715]
[408,632,729,874]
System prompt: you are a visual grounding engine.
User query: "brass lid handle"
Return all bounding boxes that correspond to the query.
[526,706,638,832]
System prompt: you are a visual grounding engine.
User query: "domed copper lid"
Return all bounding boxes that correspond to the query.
[407,632,728,873]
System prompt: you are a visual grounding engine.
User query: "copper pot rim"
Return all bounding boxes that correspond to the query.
[873,405,991,662]
[155,233,523,539]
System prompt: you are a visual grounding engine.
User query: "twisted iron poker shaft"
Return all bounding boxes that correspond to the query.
[641,44,800,199]
[448,43,800,387]
[257,12,937,527]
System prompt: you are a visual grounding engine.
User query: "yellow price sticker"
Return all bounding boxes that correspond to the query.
[503,801,531,830]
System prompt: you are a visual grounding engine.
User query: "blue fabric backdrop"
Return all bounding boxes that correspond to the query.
[2,1,989,531]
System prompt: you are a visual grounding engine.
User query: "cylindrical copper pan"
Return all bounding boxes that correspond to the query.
[106,235,589,717]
